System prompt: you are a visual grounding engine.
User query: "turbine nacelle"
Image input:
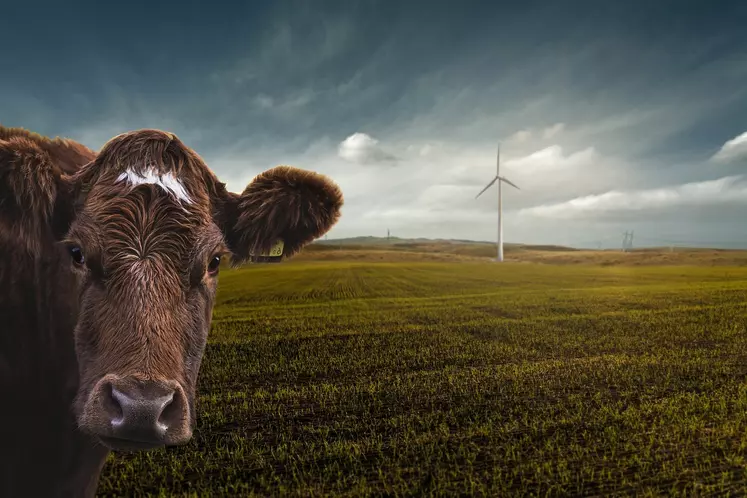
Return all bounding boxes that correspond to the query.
[475,175,520,199]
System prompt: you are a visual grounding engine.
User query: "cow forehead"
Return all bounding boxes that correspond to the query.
[79,170,218,259]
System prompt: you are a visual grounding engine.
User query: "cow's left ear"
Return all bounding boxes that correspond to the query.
[214,166,343,264]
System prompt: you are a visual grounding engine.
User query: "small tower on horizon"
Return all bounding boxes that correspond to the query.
[622,231,634,252]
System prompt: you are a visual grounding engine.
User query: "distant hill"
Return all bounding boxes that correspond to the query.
[313,236,576,252]
[314,236,747,252]
[294,236,747,266]
[315,236,499,246]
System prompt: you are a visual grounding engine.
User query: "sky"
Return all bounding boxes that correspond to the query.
[2,0,747,249]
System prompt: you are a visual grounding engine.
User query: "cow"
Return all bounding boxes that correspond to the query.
[0,125,343,497]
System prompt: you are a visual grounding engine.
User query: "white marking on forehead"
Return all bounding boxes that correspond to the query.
[116,167,193,204]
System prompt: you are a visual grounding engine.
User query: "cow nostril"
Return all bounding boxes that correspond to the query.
[101,382,124,425]
[157,391,181,431]
[154,391,175,433]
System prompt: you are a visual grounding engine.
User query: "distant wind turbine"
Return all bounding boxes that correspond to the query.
[475,143,520,262]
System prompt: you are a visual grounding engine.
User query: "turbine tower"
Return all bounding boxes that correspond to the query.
[475,143,520,262]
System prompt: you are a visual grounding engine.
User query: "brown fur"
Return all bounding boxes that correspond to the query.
[0,125,97,175]
[0,125,343,496]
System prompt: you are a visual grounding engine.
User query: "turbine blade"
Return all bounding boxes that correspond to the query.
[498,176,520,190]
[496,143,500,176]
[475,176,499,199]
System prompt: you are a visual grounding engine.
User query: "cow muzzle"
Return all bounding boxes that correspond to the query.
[80,374,192,451]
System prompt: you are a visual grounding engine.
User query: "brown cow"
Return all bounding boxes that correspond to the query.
[0,125,343,497]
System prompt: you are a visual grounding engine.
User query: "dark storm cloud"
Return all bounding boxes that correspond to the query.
[2,0,746,247]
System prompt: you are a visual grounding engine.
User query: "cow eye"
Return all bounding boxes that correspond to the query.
[69,246,85,266]
[207,255,221,276]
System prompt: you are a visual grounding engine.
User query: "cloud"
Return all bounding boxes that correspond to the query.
[210,128,746,246]
[507,145,598,173]
[518,175,747,221]
[543,122,565,139]
[324,140,631,229]
[253,94,274,109]
[404,141,444,158]
[418,143,434,156]
[338,132,397,164]
[495,145,633,206]
[711,130,747,163]
[506,123,565,145]
[507,129,532,143]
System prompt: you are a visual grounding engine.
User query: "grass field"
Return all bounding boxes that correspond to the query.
[95,251,747,496]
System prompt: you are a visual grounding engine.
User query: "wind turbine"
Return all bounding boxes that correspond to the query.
[475,143,520,262]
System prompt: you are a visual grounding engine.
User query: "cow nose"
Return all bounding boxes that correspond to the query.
[98,378,185,443]
[110,385,174,436]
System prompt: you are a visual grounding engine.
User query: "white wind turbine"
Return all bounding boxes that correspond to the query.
[475,143,520,262]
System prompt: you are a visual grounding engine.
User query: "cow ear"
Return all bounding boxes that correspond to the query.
[0,137,79,248]
[214,166,343,264]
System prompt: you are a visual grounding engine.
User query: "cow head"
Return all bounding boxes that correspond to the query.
[52,129,342,451]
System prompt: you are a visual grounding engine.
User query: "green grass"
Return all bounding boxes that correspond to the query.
[96,261,747,497]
